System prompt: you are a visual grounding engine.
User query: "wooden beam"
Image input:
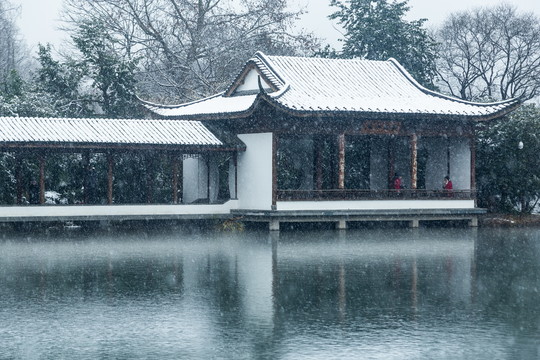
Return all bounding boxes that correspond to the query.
[338,134,345,189]
[410,134,418,190]
[0,142,244,153]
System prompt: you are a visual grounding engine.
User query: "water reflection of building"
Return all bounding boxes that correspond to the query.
[270,229,477,322]
[2,229,539,358]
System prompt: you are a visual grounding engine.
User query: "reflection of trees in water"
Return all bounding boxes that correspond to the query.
[0,240,245,322]
[475,229,540,329]
[1,229,538,358]
[0,256,185,301]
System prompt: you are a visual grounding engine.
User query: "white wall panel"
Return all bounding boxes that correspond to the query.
[237,133,273,210]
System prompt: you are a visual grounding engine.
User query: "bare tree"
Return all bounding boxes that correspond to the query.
[0,1,27,86]
[61,0,319,103]
[436,4,540,101]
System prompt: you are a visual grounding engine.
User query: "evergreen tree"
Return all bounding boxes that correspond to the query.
[36,44,91,117]
[328,0,438,88]
[71,22,140,118]
[0,68,59,117]
[476,104,540,213]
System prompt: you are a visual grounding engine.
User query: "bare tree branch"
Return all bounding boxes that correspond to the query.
[436,4,540,101]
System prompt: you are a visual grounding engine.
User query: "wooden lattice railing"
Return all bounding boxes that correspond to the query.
[277,189,476,201]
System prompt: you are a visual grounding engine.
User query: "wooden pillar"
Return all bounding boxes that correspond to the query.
[206,156,210,201]
[15,152,23,204]
[446,136,451,176]
[410,133,418,190]
[233,152,238,199]
[470,136,476,192]
[146,154,154,204]
[83,152,90,204]
[39,155,46,205]
[315,136,323,190]
[272,133,278,209]
[338,133,345,189]
[107,152,114,205]
[388,138,395,187]
[172,155,179,204]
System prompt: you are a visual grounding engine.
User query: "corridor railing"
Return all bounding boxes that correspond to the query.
[277,189,476,201]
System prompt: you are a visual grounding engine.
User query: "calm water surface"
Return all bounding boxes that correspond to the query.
[0,225,539,359]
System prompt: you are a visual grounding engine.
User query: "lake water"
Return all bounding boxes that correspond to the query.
[0,225,539,359]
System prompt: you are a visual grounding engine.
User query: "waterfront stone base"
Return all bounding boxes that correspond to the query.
[232,208,485,231]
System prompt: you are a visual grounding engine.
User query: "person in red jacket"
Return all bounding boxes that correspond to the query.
[393,173,402,190]
[443,176,453,190]
[443,176,453,197]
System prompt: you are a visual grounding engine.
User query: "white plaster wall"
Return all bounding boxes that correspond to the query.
[234,69,273,93]
[0,200,240,219]
[208,157,220,203]
[277,200,475,211]
[183,157,208,203]
[237,133,273,210]
[424,137,448,190]
[449,138,471,190]
[370,139,388,190]
[228,158,237,199]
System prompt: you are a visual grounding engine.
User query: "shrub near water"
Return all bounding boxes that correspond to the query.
[476,104,540,214]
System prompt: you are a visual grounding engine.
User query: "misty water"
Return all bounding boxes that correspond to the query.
[0,225,539,359]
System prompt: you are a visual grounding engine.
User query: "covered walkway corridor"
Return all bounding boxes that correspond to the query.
[0,116,244,209]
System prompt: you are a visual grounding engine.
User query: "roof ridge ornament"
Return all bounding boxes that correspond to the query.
[257,75,267,95]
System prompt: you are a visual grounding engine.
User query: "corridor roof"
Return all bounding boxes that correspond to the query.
[0,117,241,150]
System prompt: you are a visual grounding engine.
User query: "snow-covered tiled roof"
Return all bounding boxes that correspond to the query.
[144,52,520,120]
[144,93,257,118]
[0,117,227,148]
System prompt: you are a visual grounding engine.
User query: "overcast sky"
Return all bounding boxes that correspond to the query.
[16,0,540,51]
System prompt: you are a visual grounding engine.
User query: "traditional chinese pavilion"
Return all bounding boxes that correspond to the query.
[0,52,520,229]
[143,52,520,229]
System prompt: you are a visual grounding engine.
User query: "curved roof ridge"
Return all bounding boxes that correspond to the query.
[386,58,521,108]
[223,51,285,97]
[142,52,521,120]
[139,92,225,110]
[253,51,288,89]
